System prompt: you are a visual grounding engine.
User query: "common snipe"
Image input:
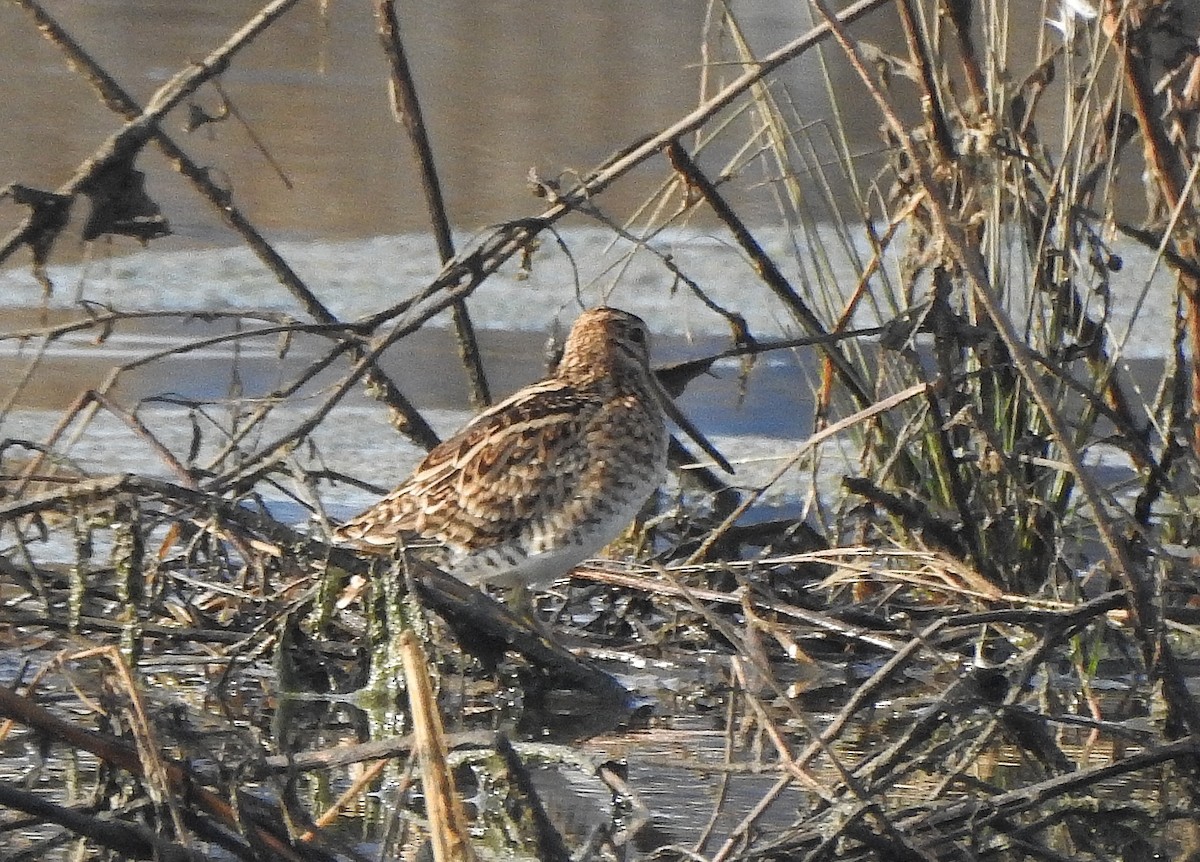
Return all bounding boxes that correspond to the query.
[333,307,674,589]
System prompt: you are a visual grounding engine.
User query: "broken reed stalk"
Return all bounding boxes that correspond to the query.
[302,757,395,838]
[399,629,478,862]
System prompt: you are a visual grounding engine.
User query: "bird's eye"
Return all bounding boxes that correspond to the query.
[629,327,646,345]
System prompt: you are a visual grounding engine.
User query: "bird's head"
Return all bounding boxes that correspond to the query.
[557,307,653,380]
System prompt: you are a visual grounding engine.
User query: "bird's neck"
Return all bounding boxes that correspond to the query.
[558,356,649,392]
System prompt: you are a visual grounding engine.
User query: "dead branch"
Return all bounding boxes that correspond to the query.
[376,0,490,410]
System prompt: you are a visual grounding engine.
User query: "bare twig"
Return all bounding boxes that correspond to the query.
[7,0,439,449]
[376,0,490,409]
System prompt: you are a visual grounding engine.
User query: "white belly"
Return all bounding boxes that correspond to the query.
[451,473,660,590]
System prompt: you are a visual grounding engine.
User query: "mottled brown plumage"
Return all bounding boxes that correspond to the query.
[333,308,669,588]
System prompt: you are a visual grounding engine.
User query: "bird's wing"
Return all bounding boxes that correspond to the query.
[332,379,602,550]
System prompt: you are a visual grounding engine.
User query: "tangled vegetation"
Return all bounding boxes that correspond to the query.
[2,0,1200,859]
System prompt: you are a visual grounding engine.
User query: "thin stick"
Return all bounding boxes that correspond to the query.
[686,382,929,564]
[665,139,872,410]
[7,0,438,449]
[376,0,491,410]
[352,0,896,336]
[1,0,304,265]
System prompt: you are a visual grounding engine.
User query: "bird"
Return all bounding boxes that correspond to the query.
[332,307,673,591]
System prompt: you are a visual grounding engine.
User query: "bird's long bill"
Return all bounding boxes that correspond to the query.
[651,375,735,475]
